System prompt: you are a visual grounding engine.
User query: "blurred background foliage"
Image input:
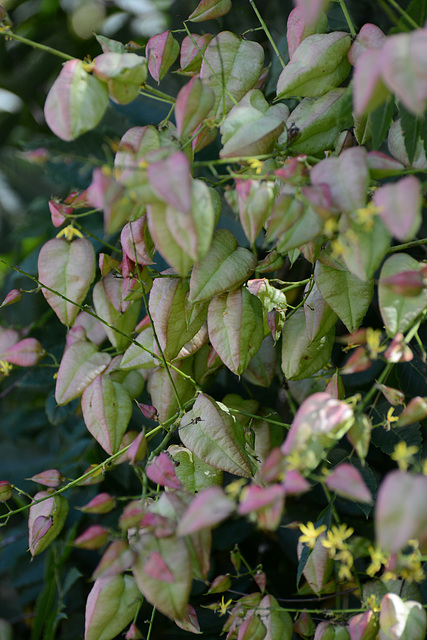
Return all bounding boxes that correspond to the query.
[0,1,419,638]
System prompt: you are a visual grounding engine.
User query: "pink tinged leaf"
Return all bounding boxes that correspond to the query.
[367,151,405,180]
[92,540,136,581]
[294,611,316,638]
[189,229,257,304]
[126,432,147,465]
[0,481,13,502]
[145,551,175,583]
[137,402,158,421]
[381,270,426,297]
[28,491,69,556]
[38,237,96,327]
[381,30,427,116]
[207,574,232,594]
[29,469,64,488]
[44,59,109,141]
[55,341,111,405]
[348,610,379,640]
[388,119,427,170]
[0,288,23,308]
[396,396,427,427]
[287,7,328,60]
[175,77,215,139]
[177,486,235,536]
[0,328,19,355]
[375,383,405,406]
[93,280,141,351]
[379,593,427,640]
[74,525,110,550]
[325,371,345,400]
[238,484,284,515]
[258,593,293,640]
[254,570,266,593]
[66,325,87,346]
[189,0,231,22]
[375,470,427,554]
[126,623,143,639]
[353,48,390,115]
[340,347,372,375]
[3,338,44,367]
[49,200,73,227]
[294,0,331,28]
[310,146,369,213]
[147,151,192,213]
[384,332,413,363]
[373,175,422,241]
[146,31,179,83]
[81,374,133,455]
[174,605,201,635]
[179,34,213,74]
[282,469,310,495]
[348,23,386,66]
[207,288,264,376]
[91,52,147,105]
[84,575,141,640]
[120,216,154,266]
[298,534,332,595]
[325,463,372,503]
[146,452,182,490]
[237,614,266,640]
[74,311,107,346]
[78,492,116,514]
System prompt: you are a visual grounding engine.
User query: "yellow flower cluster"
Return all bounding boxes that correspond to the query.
[391,442,419,471]
[299,521,327,549]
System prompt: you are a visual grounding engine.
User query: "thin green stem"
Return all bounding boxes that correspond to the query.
[74,222,122,255]
[146,606,156,640]
[358,362,394,412]
[337,0,357,36]
[387,237,427,254]
[248,0,286,69]
[0,27,75,60]
[384,0,420,29]
[141,84,176,104]
[228,407,290,429]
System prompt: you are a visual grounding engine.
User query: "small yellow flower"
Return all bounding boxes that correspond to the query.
[321,524,354,556]
[225,478,246,499]
[336,548,354,581]
[247,158,263,174]
[391,442,418,471]
[216,596,233,616]
[421,459,427,475]
[366,328,385,359]
[366,545,389,577]
[364,594,380,613]
[298,521,327,550]
[56,225,84,241]
[331,237,346,258]
[324,217,339,238]
[355,202,382,231]
[0,360,13,376]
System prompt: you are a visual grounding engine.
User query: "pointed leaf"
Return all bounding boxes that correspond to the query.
[179,393,254,477]
[44,59,109,141]
[200,32,264,118]
[175,77,215,139]
[374,175,422,241]
[177,486,234,535]
[28,491,69,556]
[132,531,192,620]
[148,358,195,423]
[304,282,338,342]
[121,215,154,266]
[146,452,182,490]
[38,238,96,327]
[236,180,275,246]
[146,201,194,276]
[294,0,331,27]
[146,31,179,83]
[338,214,391,282]
[93,280,141,351]
[147,151,192,213]
[207,287,264,375]
[379,593,426,640]
[55,341,111,405]
[281,309,334,381]
[3,338,44,367]
[189,229,257,303]
[189,0,231,22]
[375,470,427,554]
[378,254,427,336]
[179,34,213,75]
[315,250,373,333]
[85,575,141,640]
[120,327,156,370]
[258,594,293,640]
[168,446,223,492]
[81,375,133,454]
[149,277,208,361]
[92,52,147,104]
[325,463,372,503]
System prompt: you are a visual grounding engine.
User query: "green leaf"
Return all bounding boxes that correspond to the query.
[28,492,69,556]
[93,280,141,351]
[38,238,96,327]
[85,575,141,640]
[281,309,334,381]
[378,254,427,336]
[220,90,288,158]
[189,0,232,22]
[315,250,374,333]
[120,327,156,370]
[175,77,215,139]
[132,532,192,620]
[92,52,147,104]
[55,341,111,405]
[146,31,179,83]
[304,282,338,341]
[44,60,109,141]
[379,594,426,640]
[200,32,264,119]
[258,594,293,639]
[179,393,254,477]
[399,102,421,165]
[149,358,195,423]
[207,287,264,375]
[81,375,133,455]
[338,214,391,281]
[189,229,257,303]
[370,98,395,150]
[168,445,223,492]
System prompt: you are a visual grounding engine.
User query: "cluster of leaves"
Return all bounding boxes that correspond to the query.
[2,0,427,638]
